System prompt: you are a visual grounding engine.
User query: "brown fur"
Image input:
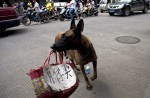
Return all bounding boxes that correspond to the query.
[52,19,97,90]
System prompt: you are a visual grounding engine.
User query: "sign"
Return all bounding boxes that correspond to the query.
[43,64,76,91]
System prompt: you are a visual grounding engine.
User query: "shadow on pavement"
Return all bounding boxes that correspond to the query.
[92,80,113,98]
[0,28,28,38]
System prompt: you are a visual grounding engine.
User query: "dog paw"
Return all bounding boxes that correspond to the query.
[90,75,97,81]
[87,85,93,90]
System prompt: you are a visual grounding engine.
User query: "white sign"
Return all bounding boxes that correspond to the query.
[43,64,76,91]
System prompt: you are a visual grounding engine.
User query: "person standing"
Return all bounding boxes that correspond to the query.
[3,2,8,7]
[33,0,41,22]
[16,1,21,14]
[20,1,24,15]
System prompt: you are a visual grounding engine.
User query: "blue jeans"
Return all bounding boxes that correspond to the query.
[74,7,78,17]
[65,8,70,17]
[69,8,74,20]
[36,12,40,22]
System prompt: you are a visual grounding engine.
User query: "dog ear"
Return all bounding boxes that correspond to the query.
[70,19,76,29]
[75,19,84,36]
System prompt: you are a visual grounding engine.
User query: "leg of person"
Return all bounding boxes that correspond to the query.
[65,8,70,17]
[36,12,40,22]
[75,7,79,19]
[69,8,74,20]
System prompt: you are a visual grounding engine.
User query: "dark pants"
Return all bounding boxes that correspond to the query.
[36,12,40,22]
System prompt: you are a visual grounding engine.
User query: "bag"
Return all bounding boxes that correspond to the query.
[28,53,54,98]
[43,50,79,98]
[28,50,79,98]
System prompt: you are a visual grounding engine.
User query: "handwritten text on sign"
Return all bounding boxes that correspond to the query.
[43,64,76,91]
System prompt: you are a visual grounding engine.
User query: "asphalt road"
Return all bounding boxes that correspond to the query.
[0,11,150,98]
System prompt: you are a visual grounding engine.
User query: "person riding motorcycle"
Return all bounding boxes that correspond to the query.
[75,0,79,19]
[87,0,92,15]
[65,3,71,18]
[86,0,95,16]
[27,0,32,8]
[33,0,41,22]
[67,0,78,20]
[45,0,53,15]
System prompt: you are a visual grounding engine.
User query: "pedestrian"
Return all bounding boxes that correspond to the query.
[3,2,8,7]
[20,1,24,15]
[16,1,21,14]
[33,0,41,22]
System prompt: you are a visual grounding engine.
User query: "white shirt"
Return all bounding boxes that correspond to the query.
[34,2,40,12]
[3,3,8,7]
[69,0,76,9]
[79,2,84,11]
[91,1,95,8]
[67,4,71,8]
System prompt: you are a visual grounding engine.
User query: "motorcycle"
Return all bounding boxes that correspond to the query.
[41,7,58,20]
[21,8,50,26]
[92,5,99,16]
[80,6,88,18]
[80,5,99,18]
[58,7,79,21]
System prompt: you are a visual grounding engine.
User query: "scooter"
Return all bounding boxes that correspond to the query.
[21,8,50,26]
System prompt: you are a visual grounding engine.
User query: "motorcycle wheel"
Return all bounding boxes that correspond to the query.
[59,15,65,21]
[42,15,50,23]
[22,17,31,26]
[82,12,88,18]
[94,11,98,16]
[54,15,58,20]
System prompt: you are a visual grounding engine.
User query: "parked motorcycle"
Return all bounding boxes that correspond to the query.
[21,9,50,26]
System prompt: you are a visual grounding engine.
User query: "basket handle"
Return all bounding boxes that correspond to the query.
[43,50,63,66]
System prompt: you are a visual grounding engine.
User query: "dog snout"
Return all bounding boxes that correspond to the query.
[51,44,56,49]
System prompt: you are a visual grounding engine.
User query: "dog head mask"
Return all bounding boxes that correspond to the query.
[51,19,84,52]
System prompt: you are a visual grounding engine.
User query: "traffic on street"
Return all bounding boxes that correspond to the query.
[0,0,150,98]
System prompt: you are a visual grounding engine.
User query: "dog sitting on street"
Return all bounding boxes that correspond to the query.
[51,19,97,90]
